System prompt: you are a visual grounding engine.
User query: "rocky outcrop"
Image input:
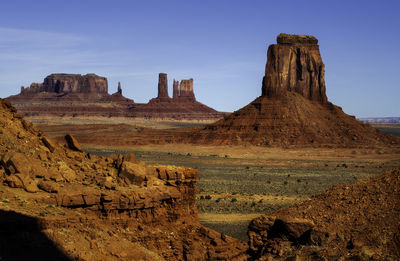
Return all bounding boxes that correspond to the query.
[117,81,122,94]
[154,74,195,102]
[65,134,82,152]
[144,73,221,120]
[21,73,108,94]
[178,78,195,101]
[247,168,400,260]
[157,73,169,99]
[262,33,327,104]
[0,98,247,260]
[8,72,224,121]
[173,79,179,99]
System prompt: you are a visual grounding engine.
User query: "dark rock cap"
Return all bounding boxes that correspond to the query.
[277,33,318,45]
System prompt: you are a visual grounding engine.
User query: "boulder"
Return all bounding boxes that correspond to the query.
[58,165,76,182]
[124,153,136,164]
[1,152,31,175]
[65,134,82,152]
[4,174,24,188]
[270,217,315,240]
[5,173,38,193]
[119,162,149,186]
[41,136,56,152]
[38,180,60,193]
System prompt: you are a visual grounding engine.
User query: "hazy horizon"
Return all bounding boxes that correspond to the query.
[0,0,399,118]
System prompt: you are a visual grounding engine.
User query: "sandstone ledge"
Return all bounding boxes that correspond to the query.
[277,33,318,45]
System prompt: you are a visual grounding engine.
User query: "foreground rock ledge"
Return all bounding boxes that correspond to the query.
[0,98,247,260]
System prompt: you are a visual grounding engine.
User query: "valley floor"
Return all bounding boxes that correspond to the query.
[33,119,400,242]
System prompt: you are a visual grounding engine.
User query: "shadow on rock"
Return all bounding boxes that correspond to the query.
[0,210,71,261]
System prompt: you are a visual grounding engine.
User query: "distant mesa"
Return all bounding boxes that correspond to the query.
[7,72,224,122]
[20,73,108,95]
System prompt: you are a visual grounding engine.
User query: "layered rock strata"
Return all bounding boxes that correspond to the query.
[8,73,223,121]
[262,33,327,103]
[21,73,108,94]
[0,98,247,260]
[178,78,195,101]
[157,73,169,100]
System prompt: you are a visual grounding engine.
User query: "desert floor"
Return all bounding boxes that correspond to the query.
[34,118,400,241]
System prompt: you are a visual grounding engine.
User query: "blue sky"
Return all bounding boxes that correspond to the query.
[0,0,399,117]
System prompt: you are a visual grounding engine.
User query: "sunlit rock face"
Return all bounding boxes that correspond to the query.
[262,33,327,104]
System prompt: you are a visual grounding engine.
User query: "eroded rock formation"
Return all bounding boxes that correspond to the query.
[8,73,223,122]
[157,73,169,99]
[154,74,195,102]
[247,168,400,260]
[21,73,108,94]
[178,78,195,101]
[0,98,247,260]
[262,33,327,103]
[117,81,122,94]
[173,79,179,99]
[156,33,400,147]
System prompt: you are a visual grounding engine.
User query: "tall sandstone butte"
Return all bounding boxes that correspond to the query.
[179,78,196,101]
[157,73,169,99]
[21,73,108,94]
[262,33,327,103]
[179,33,400,147]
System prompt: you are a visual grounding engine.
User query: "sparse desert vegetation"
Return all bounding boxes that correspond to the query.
[85,146,400,241]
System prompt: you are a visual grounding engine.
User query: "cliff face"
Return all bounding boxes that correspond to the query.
[262,33,327,104]
[178,78,195,101]
[21,73,108,94]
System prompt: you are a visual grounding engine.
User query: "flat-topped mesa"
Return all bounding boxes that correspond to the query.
[20,73,108,94]
[262,33,327,104]
[179,78,196,101]
[157,73,169,99]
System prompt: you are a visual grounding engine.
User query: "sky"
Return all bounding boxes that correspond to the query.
[0,0,399,117]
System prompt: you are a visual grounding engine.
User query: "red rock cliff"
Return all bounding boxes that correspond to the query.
[179,78,195,101]
[262,33,327,103]
[21,73,108,94]
[157,73,169,99]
